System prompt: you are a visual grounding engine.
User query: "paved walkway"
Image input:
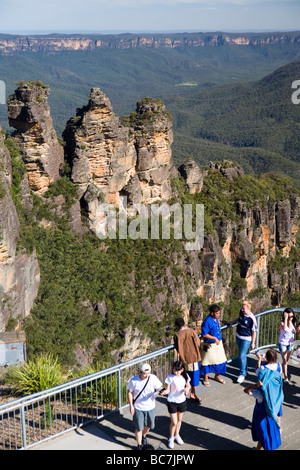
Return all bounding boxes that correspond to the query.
[34,354,300,451]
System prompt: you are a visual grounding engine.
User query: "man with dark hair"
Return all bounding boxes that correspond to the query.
[174,318,202,403]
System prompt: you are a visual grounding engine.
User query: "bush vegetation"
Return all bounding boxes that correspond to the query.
[5,353,66,395]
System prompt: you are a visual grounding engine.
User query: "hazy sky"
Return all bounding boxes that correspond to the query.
[0,0,300,34]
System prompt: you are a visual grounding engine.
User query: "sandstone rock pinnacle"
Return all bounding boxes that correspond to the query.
[8,81,64,194]
[63,88,178,237]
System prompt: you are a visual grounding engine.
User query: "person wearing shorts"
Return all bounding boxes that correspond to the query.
[127,363,162,450]
[278,308,300,383]
[160,360,191,449]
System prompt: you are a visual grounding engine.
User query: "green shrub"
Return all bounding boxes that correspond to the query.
[71,363,123,407]
[5,353,66,395]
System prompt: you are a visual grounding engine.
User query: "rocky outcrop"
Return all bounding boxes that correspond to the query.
[209,160,244,182]
[176,158,300,312]
[0,32,299,53]
[8,82,64,195]
[63,90,178,236]
[178,159,244,194]
[63,88,137,204]
[179,159,206,194]
[133,97,177,204]
[0,127,40,331]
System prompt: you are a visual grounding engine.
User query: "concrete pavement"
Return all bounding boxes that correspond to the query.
[34,354,300,451]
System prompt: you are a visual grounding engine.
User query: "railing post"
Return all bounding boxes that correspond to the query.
[118,369,122,410]
[256,316,260,349]
[20,403,27,449]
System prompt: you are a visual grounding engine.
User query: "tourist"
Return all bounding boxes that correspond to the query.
[200,304,227,386]
[174,317,202,403]
[226,301,257,383]
[160,360,191,449]
[127,363,162,450]
[244,349,284,450]
[278,307,300,383]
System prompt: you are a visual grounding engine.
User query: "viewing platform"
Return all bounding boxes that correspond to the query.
[35,354,300,451]
[1,308,299,452]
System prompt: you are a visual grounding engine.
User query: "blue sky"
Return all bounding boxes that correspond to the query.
[0,0,299,34]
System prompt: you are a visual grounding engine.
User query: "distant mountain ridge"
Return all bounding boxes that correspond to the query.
[167,60,300,187]
[0,31,300,53]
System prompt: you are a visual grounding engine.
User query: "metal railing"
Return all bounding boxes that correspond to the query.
[0,307,299,450]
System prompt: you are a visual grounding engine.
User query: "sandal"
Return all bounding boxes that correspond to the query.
[203,381,211,387]
[214,377,226,384]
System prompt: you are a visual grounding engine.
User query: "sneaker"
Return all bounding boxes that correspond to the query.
[142,436,148,445]
[174,434,184,445]
[168,437,174,449]
[237,375,245,384]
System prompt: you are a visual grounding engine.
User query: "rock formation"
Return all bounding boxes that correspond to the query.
[133,97,177,204]
[0,127,40,331]
[178,159,300,311]
[178,159,206,194]
[63,90,178,237]
[63,87,137,204]
[8,81,64,195]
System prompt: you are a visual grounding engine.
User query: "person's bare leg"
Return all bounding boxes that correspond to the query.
[175,412,183,437]
[281,351,289,380]
[169,413,177,438]
[286,351,292,379]
[214,373,225,383]
[190,385,202,401]
[142,426,150,439]
[135,429,142,446]
[203,374,210,386]
[135,426,150,446]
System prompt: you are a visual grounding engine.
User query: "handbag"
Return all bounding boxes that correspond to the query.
[133,376,150,404]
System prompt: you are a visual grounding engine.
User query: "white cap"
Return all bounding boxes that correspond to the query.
[139,363,151,372]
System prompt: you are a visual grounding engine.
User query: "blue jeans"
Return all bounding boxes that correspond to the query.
[236,336,251,376]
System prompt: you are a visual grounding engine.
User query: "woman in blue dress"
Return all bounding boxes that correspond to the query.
[244,349,283,450]
[200,304,227,387]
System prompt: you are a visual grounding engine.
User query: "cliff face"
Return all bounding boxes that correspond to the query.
[180,160,300,310]
[0,32,299,53]
[0,128,40,331]
[1,81,300,365]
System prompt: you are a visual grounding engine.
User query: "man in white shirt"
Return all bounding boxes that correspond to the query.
[127,363,162,449]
